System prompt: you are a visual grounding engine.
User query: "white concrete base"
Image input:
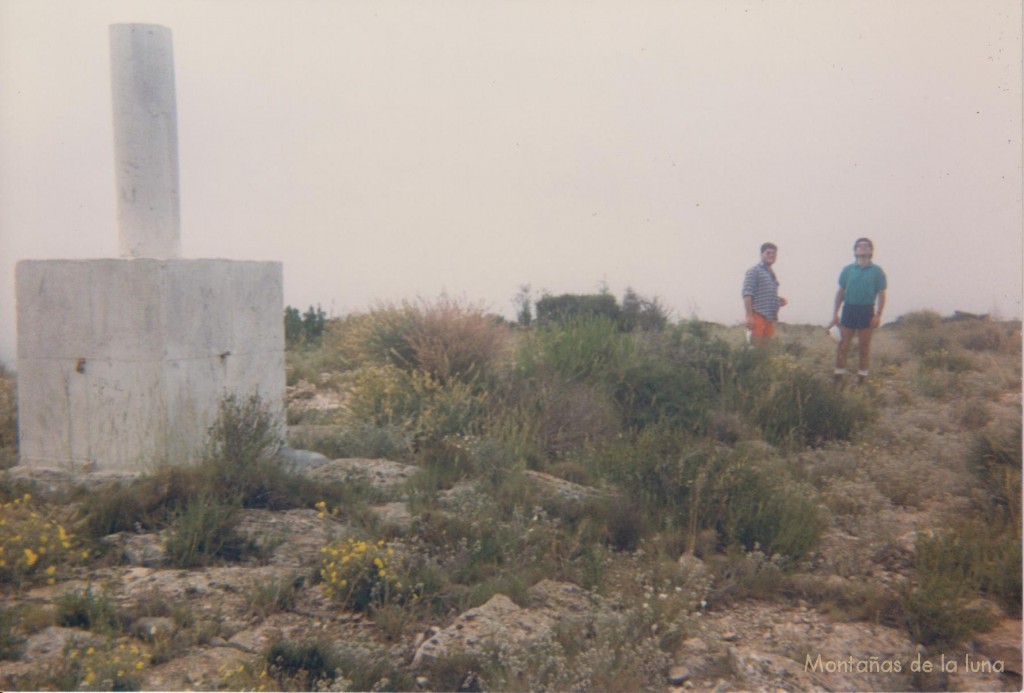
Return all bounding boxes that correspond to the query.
[15,259,284,472]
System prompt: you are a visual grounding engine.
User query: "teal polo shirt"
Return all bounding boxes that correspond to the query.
[839,263,887,305]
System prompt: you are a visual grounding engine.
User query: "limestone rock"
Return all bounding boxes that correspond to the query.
[974,619,1023,675]
[302,458,420,489]
[102,531,168,567]
[277,446,330,470]
[132,616,176,642]
[413,581,595,669]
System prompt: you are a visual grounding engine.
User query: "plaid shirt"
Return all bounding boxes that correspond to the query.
[742,262,780,321]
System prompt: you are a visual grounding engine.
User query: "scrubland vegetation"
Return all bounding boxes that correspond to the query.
[0,294,1019,690]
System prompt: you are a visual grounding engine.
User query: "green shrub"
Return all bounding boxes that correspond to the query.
[902,529,999,648]
[81,467,202,538]
[969,420,1022,530]
[0,607,24,661]
[706,547,786,607]
[620,287,669,331]
[284,304,327,347]
[741,354,873,447]
[51,639,150,691]
[83,393,325,544]
[593,430,823,561]
[956,321,1016,352]
[535,292,621,326]
[517,316,632,384]
[164,494,254,568]
[202,393,287,507]
[614,358,713,432]
[57,586,123,635]
[264,639,342,691]
[346,365,487,445]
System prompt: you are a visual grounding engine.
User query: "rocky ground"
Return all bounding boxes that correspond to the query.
[1,325,1021,691]
[1,446,1020,692]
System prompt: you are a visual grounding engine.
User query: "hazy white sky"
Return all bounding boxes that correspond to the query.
[1,0,1021,364]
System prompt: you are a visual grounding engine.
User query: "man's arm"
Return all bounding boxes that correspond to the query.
[871,290,887,328]
[744,294,755,330]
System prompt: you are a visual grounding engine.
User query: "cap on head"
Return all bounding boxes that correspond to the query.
[760,242,778,254]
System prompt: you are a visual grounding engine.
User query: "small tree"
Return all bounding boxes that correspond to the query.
[302,305,327,344]
[284,306,303,346]
[621,288,669,332]
[284,304,328,346]
[535,293,620,326]
[513,284,533,327]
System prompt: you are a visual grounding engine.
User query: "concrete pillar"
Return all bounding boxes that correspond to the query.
[110,24,180,259]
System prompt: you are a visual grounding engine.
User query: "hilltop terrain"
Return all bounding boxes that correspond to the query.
[0,305,1019,691]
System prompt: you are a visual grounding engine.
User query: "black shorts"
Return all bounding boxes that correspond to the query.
[841,304,875,330]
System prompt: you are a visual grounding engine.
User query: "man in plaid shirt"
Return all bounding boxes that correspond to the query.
[742,242,787,344]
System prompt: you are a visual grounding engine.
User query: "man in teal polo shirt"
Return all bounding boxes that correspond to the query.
[829,237,887,384]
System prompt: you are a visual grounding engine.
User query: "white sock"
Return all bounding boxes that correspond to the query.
[857,370,869,377]
[834,368,847,375]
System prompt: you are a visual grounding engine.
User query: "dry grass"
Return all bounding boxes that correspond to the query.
[325,296,512,383]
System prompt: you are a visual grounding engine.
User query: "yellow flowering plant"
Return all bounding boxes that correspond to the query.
[318,537,406,612]
[59,640,150,691]
[0,493,80,587]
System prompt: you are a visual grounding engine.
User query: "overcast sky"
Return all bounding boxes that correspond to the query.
[1,0,1021,365]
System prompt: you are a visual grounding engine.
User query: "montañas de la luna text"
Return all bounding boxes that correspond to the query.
[805,653,1005,675]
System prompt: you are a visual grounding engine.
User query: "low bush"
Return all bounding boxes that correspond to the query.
[57,586,123,635]
[920,347,974,373]
[319,538,406,612]
[902,529,999,648]
[328,296,509,384]
[0,607,24,661]
[164,494,255,568]
[82,393,335,565]
[593,430,823,561]
[264,638,342,691]
[517,316,632,384]
[956,320,1019,353]
[739,354,873,447]
[0,493,80,587]
[535,292,621,326]
[56,640,150,691]
[614,358,713,432]
[968,420,1022,531]
[346,365,488,446]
